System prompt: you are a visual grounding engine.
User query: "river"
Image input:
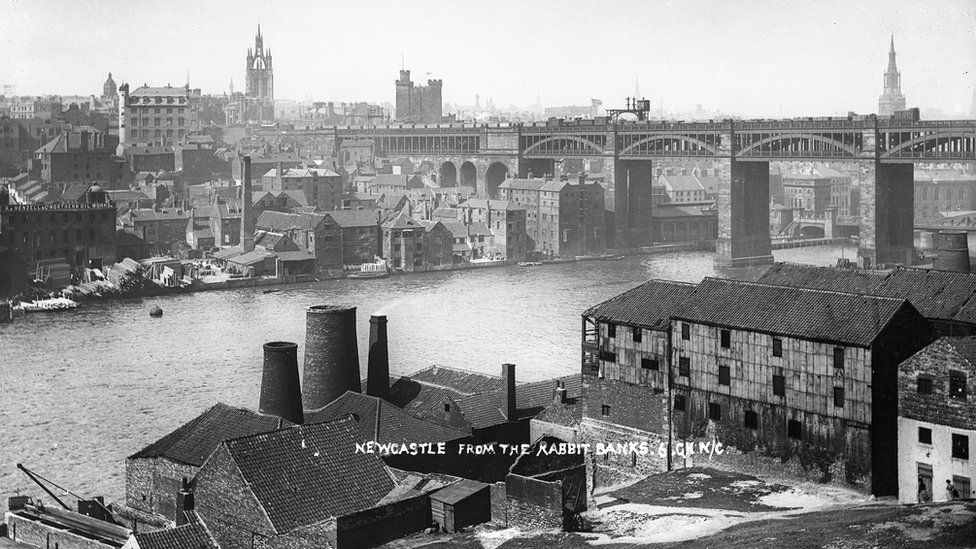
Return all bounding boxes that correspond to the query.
[0,245,855,503]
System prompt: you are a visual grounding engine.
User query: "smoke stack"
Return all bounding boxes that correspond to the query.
[241,156,256,253]
[303,305,360,409]
[366,315,390,400]
[935,231,971,272]
[175,478,194,526]
[259,341,304,424]
[502,363,517,421]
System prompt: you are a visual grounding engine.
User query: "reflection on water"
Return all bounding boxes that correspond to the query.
[0,245,854,501]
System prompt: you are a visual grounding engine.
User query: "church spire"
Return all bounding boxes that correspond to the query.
[879,34,906,116]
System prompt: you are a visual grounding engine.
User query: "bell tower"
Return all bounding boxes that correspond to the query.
[878,34,907,116]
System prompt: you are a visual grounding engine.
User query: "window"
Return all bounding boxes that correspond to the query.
[681,323,690,340]
[833,347,845,369]
[601,404,611,417]
[720,329,730,348]
[679,357,690,377]
[607,323,616,338]
[953,476,972,499]
[917,376,933,395]
[444,403,451,412]
[708,402,721,421]
[599,350,616,363]
[772,338,783,357]
[787,419,802,440]
[833,387,845,408]
[641,358,659,371]
[719,365,730,386]
[949,370,967,400]
[744,410,758,429]
[632,326,642,343]
[952,434,969,460]
[673,394,686,411]
[773,375,785,397]
[918,427,932,445]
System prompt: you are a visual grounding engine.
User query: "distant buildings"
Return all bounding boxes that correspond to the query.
[395,69,442,123]
[261,166,342,211]
[120,83,202,147]
[782,167,852,216]
[380,211,453,272]
[898,337,975,503]
[31,127,121,187]
[456,198,527,261]
[913,168,976,220]
[879,35,907,116]
[244,25,274,122]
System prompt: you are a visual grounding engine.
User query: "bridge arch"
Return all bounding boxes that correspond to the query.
[737,133,859,158]
[884,133,970,157]
[619,135,719,156]
[522,135,605,155]
[439,161,457,187]
[799,225,825,238]
[460,161,477,189]
[485,162,509,198]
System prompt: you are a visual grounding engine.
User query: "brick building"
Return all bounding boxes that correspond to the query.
[121,83,202,146]
[456,198,527,261]
[0,185,117,275]
[913,168,976,220]
[121,207,192,256]
[252,189,307,218]
[897,337,976,502]
[32,127,121,187]
[671,278,934,496]
[380,211,453,272]
[124,403,289,522]
[319,208,381,268]
[782,167,852,216]
[262,166,342,211]
[498,176,606,257]
[394,69,442,123]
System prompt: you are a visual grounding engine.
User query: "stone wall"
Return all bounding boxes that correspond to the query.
[124,457,197,520]
[504,474,562,530]
[6,512,113,549]
[193,446,276,549]
[334,494,431,548]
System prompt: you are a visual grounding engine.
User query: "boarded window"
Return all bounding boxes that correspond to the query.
[599,350,616,362]
[917,376,933,395]
[918,427,932,444]
[953,476,972,499]
[641,358,659,371]
[633,326,642,343]
[744,410,758,429]
[607,323,616,338]
[674,394,686,411]
[949,370,967,400]
[720,329,730,348]
[719,365,730,386]
[708,402,721,421]
[681,323,690,340]
[833,387,845,408]
[679,357,690,377]
[787,419,802,440]
[952,434,969,460]
[772,338,783,357]
[833,347,845,369]
[773,375,786,397]
[601,404,610,416]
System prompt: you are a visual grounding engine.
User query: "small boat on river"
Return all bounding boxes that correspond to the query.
[17,297,80,312]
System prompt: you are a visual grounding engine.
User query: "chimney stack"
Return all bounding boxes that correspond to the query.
[175,477,194,526]
[935,231,971,272]
[259,341,304,424]
[366,315,390,400]
[502,363,517,421]
[241,156,255,253]
[303,305,361,410]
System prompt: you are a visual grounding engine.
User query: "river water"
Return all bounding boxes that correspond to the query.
[0,245,854,503]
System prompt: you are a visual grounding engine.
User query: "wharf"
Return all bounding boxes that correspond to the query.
[771,237,853,250]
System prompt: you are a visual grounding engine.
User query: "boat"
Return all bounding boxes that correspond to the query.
[17,297,79,312]
[517,261,543,267]
[576,253,626,262]
[347,260,390,279]
[263,289,280,294]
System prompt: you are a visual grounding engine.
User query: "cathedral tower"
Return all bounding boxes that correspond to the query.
[878,34,906,116]
[245,24,274,122]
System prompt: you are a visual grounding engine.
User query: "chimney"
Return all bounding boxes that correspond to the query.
[502,363,517,421]
[259,341,304,424]
[578,173,586,186]
[366,315,390,400]
[303,305,361,410]
[241,156,255,252]
[935,231,971,272]
[554,381,568,404]
[175,477,194,526]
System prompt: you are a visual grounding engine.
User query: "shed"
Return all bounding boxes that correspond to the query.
[429,479,491,533]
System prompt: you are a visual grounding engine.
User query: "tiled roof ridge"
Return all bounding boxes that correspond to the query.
[408,363,504,381]
[700,275,908,304]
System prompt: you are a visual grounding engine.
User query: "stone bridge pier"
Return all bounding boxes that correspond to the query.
[715,159,774,267]
[858,162,914,268]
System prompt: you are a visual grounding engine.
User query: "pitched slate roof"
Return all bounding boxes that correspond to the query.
[661,174,705,192]
[325,208,380,228]
[430,479,490,505]
[129,403,289,466]
[256,210,325,232]
[131,521,217,549]
[583,279,697,331]
[758,262,976,324]
[304,391,467,444]
[458,198,523,211]
[405,364,506,396]
[534,396,584,427]
[498,178,547,191]
[455,374,583,428]
[381,210,423,230]
[674,277,914,347]
[222,415,395,533]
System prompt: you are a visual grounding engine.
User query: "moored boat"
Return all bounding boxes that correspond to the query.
[17,297,80,312]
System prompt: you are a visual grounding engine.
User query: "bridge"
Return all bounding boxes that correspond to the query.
[257,115,975,267]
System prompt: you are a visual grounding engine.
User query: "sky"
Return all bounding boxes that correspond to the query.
[2,0,975,117]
